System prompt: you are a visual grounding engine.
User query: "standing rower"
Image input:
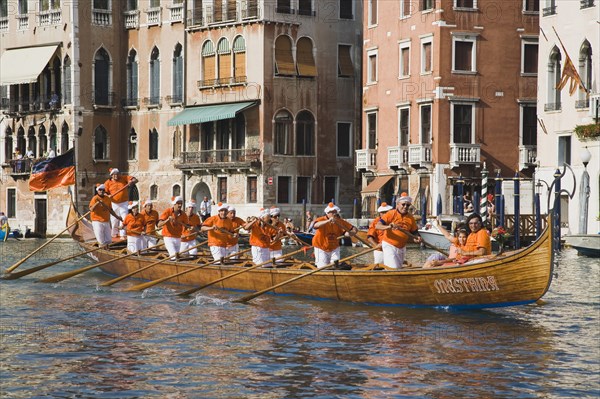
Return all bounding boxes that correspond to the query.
[243,209,273,266]
[89,184,122,247]
[141,199,159,249]
[367,202,393,264]
[181,200,202,257]
[226,205,245,258]
[268,207,286,261]
[201,202,234,263]
[104,168,138,239]
[157,196,189,259]
[312,203,357,267]
[122,201,147,253]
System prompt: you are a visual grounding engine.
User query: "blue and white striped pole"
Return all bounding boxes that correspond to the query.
[480,164,488,223]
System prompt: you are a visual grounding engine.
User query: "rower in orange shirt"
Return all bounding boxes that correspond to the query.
[457,214,491,257]
[243,209,274,266]
[201,202,235,263]
[181,200,202,257]
[268,207,287,261]
[367,202,393,264]
[141,199,159,249]
[312,202,357,267]
[226,205,245,259]
[157,196,189,259]
[104,168,138,239]
[89,184,122,247]
[122,201,147,253]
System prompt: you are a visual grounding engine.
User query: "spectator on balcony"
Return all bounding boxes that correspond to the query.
[12,149,23,173]
[26,149,34,159]
[48,148,56,158]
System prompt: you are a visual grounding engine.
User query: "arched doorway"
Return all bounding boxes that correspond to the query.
[191,182,212,206]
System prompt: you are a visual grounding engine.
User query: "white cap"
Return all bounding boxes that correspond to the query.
[228,205,236,212]
[186,200,197,208]
[398,192,413,203]
[259,208,271,218]
[96,184,106,192]
[171,196,183,204]
[324,202,341,214]
[128,201,139,210]
[217,202,229,211]
[269,207,280,216]
[377,202,393,213]
[109,168,120,175]
[143,199,154,207]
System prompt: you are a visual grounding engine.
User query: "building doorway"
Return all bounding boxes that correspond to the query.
[34,198,47,237]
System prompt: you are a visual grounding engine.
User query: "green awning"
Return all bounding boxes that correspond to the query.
[167,101,257,126]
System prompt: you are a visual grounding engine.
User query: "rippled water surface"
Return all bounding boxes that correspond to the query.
[1,239,599,398]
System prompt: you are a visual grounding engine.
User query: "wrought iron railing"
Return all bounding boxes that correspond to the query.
[544,102,561,112]
[179,148,260,165]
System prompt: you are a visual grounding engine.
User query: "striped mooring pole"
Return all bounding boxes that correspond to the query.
[480,164,488,223]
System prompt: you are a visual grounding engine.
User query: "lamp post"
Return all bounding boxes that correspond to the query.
[579,147,592,234]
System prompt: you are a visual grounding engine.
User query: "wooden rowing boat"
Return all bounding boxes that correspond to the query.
[66,204,555,308]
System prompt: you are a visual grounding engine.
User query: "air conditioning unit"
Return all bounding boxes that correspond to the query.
[129,135,138,144]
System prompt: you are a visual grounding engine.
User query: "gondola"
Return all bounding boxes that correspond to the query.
[65,203,555,308]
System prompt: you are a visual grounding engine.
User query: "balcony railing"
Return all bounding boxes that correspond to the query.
[197,76,247,89]
[93,91,116,107]
[542,5,556,16]
[355,149,377,171]
[146,7,161,26]
[169,4,184,22]
[176,149,261,171]
[408,144,432,166]
[519,145,537,170]
[387,146,409,169]
[544,102,561,112]
[575,99,590,109]
[0,16,8,32]
[449,143,480,167]
[581,0,594,8]
[124,10,140,29]
[122,97,140,108]
[4,159,34,176]
[2,95,62,113]
[16,14,29,30]
[38,9,61,26]
[92,9,112,26]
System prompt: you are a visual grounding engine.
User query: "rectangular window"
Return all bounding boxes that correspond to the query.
[18,0,28,14]
[524,0,539,12]
[247,176,257,203]
[324,177,337,204]
[277,176,291,203]
[368,0,377,25]
[7,188,16,218]
[558,136,571,165]
[298,0,312,16]
[399,107,410,146]
[367,112,377,149]
[421,39,432,73]
[340,0,353,19]
[297,176,311,204]
[420,0,433,11]
[522,40,538,74]
[455,0,474,8]
[522,106,537,146]
[218,177,227,202]
[367,50,378,83]
[453,38,475,72]
[276,0,291,13]
[93,0,109,10]
[420,104,431,144]
[452,103,473,143]
[337,122,351,157]
[401,0,411,17]
[338,45,354,77]
[399,43,410,77]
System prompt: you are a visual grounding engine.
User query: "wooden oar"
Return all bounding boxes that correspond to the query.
[331,218,373,248]
[176,246,313,297]
[123,247,253,292]
[234,246,377,303]
[5,210,92,273]
[99,239,209,287]
[39,242,165,284]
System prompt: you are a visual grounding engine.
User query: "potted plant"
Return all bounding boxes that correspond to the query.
[574,123,600,140]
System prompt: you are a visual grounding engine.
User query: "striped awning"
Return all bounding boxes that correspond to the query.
[167,102,257,126]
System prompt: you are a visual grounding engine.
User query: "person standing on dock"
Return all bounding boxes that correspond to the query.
[376,193,421,269]
[181,200,202,257]
[367,202,393,264]
[157,196,189,259]
[226,206,245,258]
[104,168,138,239]
[141,200,159,249]
[312,203,357,267]
[89,184,122,247]
[201,203,235,262]
[122,201,146,253]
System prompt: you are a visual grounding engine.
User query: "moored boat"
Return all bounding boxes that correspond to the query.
[66,204,555,308]
[564,234,600,258]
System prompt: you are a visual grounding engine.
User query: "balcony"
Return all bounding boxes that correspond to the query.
[93,91,116,108]
[0,16,8,32]
[1,95,62,114]
[197,76,247,90]
[38,9,61,26]
[575,99,590,109]
[92,8,112,26]
[124,10,140,29]
[449,143,480,168]
[355,149,377,171]
[408,144,432,167]
[2,159,34,178]
[16,14,29,30]
[581,0,594,8]
[544,102,561,112]
[519,145,537,170]
[146,7,161,26]
[387,146,409,169]
[176,149,261,173]
[168,4,184,22]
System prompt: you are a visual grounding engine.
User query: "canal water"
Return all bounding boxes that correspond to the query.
[0,239,598,398]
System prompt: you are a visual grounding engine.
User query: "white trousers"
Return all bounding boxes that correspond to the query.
[181,240,198,256]
[251,246,271,266]
[314,247,341,268]
[111,201,128,237]
[373,250,384,264]
[226,244,240,259]
[210,246,228,262]
[126,236,144,254]
[144,235,158,250]
[269,249,283,262]
[382,241,407,269]
[92,221,112,246]
[164,237,181,259]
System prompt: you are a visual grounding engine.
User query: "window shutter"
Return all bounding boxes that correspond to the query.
[213,0,223,22]
[131,61,138,100]
[204,55,216,82]
[226,0,237,20]
[234,52,246,79]
[338,45,353,77]
[275,37,296,75]
[219,53,232,82]
[423,42,432,72]
[296,38,316,76]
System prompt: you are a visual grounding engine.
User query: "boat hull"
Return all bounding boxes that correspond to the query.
[564,234,600,258]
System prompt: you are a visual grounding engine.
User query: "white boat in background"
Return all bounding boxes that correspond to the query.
[564,234,600,258]
[418,215,465,252]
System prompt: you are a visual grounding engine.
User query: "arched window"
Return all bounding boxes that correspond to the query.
[547,46,561,111]
[172,184,181,197]
[202,41,216,85]
[128,128,137,160]
[296,110,315,155]
[150,184,158,200]
[94,125,109,160]
[17,126,26,154]
[233,36,246,82]
[274,110,293,155]
[217,38,231,85]
[296,37,316,77]
[172,43,183,103]
[4,127,12,161]
[579,40,593,106]
[49,123,57,153]
[61,122,69,154]
[126,49,138,106]
[52,58,61,108]
[150,46,160,105]
[94,48,111,105]
[28,127,37,157]
[274,35,296,76]
[63,55,72,104]
[38,125,48,156]
[149,128,159,159]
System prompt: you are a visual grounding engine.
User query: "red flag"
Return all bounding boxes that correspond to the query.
[29,149,76,191]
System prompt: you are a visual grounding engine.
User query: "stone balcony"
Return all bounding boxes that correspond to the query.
[519,145,537,170]
[355,149,377,172]
[449,143,480,168]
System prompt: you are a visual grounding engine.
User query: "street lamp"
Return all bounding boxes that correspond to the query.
[579,147,591,234]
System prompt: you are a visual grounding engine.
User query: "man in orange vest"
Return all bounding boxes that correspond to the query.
[89,184,123,247]
[312,203,357,267]
[201,202,235,262]
[104,168,138,239]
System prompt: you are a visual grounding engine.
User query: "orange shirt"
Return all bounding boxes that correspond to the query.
[182,214,202,243]
[312,216,353,252]
[464,229,492,255]
[379,210,418,248]
[159,208,189,238]
[89,195,112,222]
[367,217,386,245]
[248,222,272,248]
[203,215,234,247]
[269,220,286,251]
[104,175,133,203]
[227,216,245,247]
[123,213,147,236]
[141,209,159,234]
